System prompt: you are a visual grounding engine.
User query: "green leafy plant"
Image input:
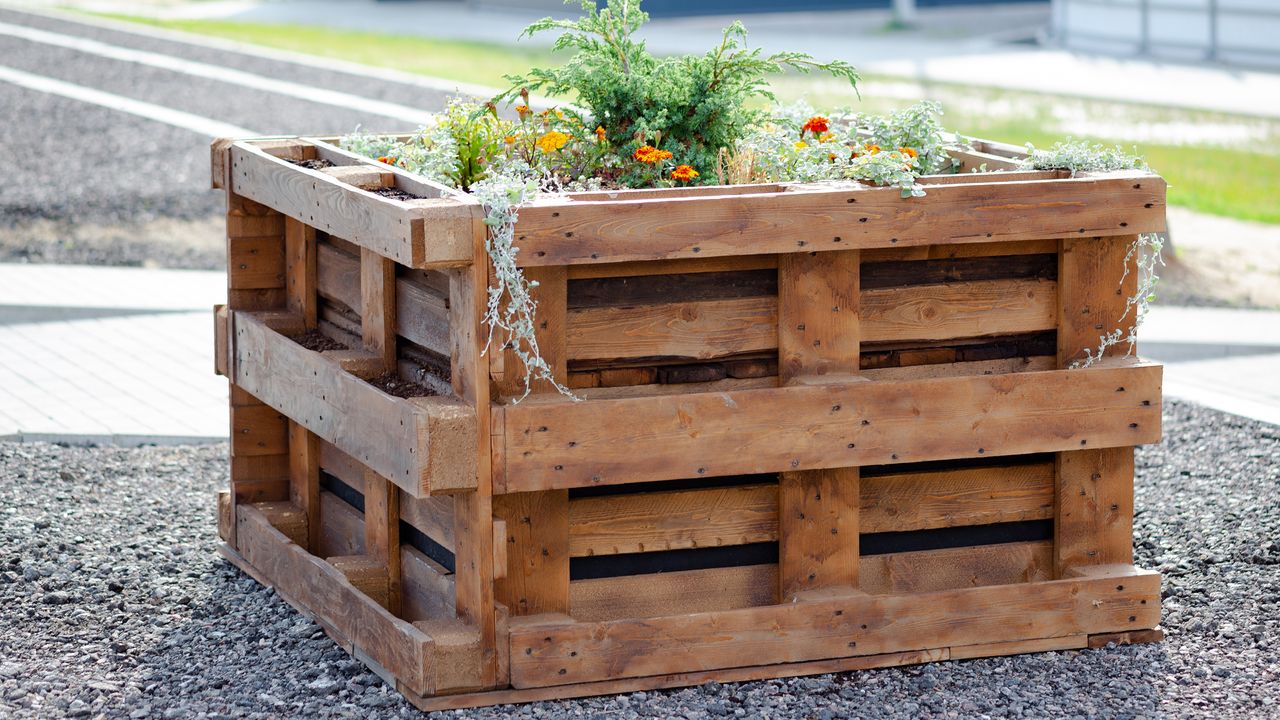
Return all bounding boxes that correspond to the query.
[1019,139,1148,175]
[495,0,859,184]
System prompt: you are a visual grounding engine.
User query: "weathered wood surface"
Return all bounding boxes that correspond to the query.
[228,142,476,268]
[497,359,1162,491]
[514,172,1166,266]
[231,311,477,496]
[511,566,1160,687]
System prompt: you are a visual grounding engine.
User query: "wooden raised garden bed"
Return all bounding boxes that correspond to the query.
[212,135,1167,710]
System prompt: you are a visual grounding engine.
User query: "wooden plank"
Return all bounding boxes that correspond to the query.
[1055,448,1135,575]
[448,256,499,688]
[229,142,475,268]
[861,462,1055,533]
[321,165,395,190]
[568,483,777,557]
[778,468,860,600]
[228,235,286,290]
[510,565,1160,687]
[407,648,943,713]
[401,545,456,622]
[287,420,321,552]
[285,218,318,328]
[230,403,288,457]
[364,469,402,614]
[1088,627,1164,648]
[498,359,1162,491]
[777,250,860,382]
[493,266,567,399]
[400,493,456,553]
[564,278,1056,363]
[568,269,776,310]
[217,490,233,542]
[319,490,365,558]
[858,540,1053,595]
[493,491,571,616]
[232,311,478,496]
[567,255,777,280]
[950,634,1086,660]
[235,502,434,695]
[361,248,397,370]
[570,564,779,622]
[214,305,230,376]
[860,253,1056,289]
[1058,235,1139,367]
[317,240,361,310]
[512,172,1166,266]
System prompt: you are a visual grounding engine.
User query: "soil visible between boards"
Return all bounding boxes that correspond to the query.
[288,158,335,170]
[374,187,426,201]
[367,372,436,398]
[290,331,348,353]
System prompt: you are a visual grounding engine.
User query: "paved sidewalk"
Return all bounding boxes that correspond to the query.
[42,0,1280,119]
[0,264,226,443]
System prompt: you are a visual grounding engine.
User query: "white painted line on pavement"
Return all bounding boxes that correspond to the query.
[3,6,560,107]
[0,19,437,125]
[0,63,256,137]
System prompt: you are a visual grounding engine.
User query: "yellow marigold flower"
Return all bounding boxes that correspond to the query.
[595,125,607,143]
[899,146,919,158]
[819,132,835,143]
[794,141,808,150]
[828,153,838,162]
[503,135,517,145]
[376,156,397,165]
[536,131,569,153]
[554,109,565,119]
[670,164,699,182]
[864,144,881,155]
[515,104,530,119]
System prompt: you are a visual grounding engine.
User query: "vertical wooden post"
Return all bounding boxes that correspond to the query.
[449,238,499,686]
[776,250,862,601]
[491,266,571,618]
[359,246,402,611]
[285,217,317,329]
[1055,235,1139,577]
[224,187,289,549]
[287,420,320,553]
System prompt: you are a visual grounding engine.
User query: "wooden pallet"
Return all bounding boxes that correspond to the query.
[211,135,1167,710]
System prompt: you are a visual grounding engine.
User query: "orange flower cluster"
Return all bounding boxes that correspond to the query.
[595,125,607,143]
[670,164,699,182]
[801,116,829,135]
[376,156,398,165]
[515,104,531,120]
[899,146,919,158]
[633,145,673,164]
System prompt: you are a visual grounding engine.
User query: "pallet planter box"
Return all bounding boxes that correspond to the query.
[211,135,1167,710]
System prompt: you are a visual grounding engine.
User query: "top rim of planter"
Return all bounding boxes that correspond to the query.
[213,135,1167,270]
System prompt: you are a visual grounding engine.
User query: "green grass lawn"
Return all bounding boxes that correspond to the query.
[97,13,1280,224]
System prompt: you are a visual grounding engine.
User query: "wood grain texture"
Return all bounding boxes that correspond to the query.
[228,235,286,290]
[568,483,778,557]
[493,266,568,399]
[860,463,1055,533]
[232,311,477,496]
[319,490,365,558]
[401,545,456,622]
[493,491,570,616]
[779,468,860,601]
[364,470,402,613]
[564,278,1055,363]
[284,218,317,328]
[287,420,321,552]
[1058,235,1140,366]
[1055,448,1136,575]
[235,502,433,694]
[513,172,1166,266]
[510,565,1160,687]
[361,249,397,370]
[497,359,1162,491]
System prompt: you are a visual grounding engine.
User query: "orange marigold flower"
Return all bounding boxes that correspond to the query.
[899,146,919,158]
[633,145,672,164]
[802,116,830,135]
[536,131,569,153]
[595,125,607,143]
[864,144,881,155]
[376,156,397,165]
[671,164,699,182]
[515,104,530,119]
[503,135,517,145]
[828,153,838,162]
[819,132,836,143]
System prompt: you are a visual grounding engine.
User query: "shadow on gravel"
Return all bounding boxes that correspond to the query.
[0,401,1276,718]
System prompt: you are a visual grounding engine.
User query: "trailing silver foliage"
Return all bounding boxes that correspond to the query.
[1072,232,1165,369]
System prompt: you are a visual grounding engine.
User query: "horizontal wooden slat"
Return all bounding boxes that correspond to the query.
[568,540,1055,622]
[513,171,1166,266]
[232,311,477,496]
[565,462,1054,557]
[401,545,456,622]
[860,462,1055,533]
[235,502,434,694]
[568,483,777,557]
[318,489,365,558]
[229,143,477,268]
[497,359,1161,491]
[564,278,1055,363]
[513,564,1160,687]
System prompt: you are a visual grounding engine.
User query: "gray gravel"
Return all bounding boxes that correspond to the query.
[1,400,1277,718]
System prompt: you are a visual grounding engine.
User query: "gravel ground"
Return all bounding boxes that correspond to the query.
[0,400,1277,719]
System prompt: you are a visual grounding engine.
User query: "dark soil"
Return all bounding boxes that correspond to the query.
[290,158,335,170]
[366,373,436,398]
[373,187,426,201]
[290,331,348,353]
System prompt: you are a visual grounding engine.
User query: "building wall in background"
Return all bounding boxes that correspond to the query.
[1052,0,1280,69]
[475,0,1046,18]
